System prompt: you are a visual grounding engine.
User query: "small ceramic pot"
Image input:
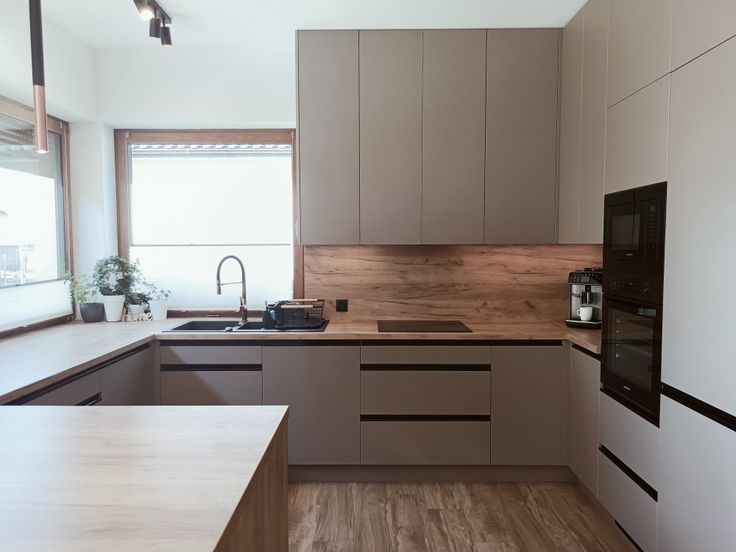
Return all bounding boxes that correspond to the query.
[102,295,125,322]
[79,302,105,323]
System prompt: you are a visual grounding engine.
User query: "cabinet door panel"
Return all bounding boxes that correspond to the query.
[160,370,262,405]
[579,0,609,244]
[26,371,101,406]
[658,396,736,552]
[565,347,600,496]
[671,0,736,70]
[491,345,564,465]
[664,40,736,414]
[100,346,155,405]
[605,76,670,194]
[262,346,360,465]
[485,29,560,244]
[558,11,584,244]
[607,0,672,106]
[298,30,360,244]
[360,30,422,244]
[361,421,491,465]
[422,29,486,244]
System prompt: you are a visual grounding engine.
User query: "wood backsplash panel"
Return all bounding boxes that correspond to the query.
[304,245,602,322]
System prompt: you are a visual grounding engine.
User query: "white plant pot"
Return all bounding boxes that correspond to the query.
[127,304,146,316]
[148,300,168,321]
[102,295,125,322]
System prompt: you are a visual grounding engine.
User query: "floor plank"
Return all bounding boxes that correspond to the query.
[289,482,632,552]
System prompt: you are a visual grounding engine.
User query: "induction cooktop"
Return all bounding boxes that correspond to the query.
[377,320,472,333]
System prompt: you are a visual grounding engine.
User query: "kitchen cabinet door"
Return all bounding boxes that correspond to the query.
[558,10,584,244]
[160,369,262,405]
[159,343,263,405]
[422,29,486,244]
[491,345,564,465]
[297,30,360,245]
[485,29,560,244]
[605,76,670,194]
[607,0,672,106]
[657,396,736,552]
[579,0,609,244]
[26,370,102,405]
[100,346,156,405]
[670,0,736,70]
[565,346,600,497]
[664,39,736,414]
[359,30,422,244]
[262,345,360,465]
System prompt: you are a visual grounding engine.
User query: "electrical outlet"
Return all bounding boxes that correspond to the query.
[336,299,348,312]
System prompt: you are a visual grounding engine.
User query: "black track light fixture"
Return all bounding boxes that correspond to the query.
[160,22,172,47]
[29,0,48,153]
[149,13,162,38]
[133,0,172,46]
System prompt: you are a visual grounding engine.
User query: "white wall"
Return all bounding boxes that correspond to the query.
[69,123,118,277]
[0,0,97,121]
[95,45,296,128]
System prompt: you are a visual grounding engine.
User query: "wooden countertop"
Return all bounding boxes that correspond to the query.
[0,318,600,404]
[0,405,288,551]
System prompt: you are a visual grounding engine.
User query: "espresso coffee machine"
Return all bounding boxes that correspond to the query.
[566,268,603,328]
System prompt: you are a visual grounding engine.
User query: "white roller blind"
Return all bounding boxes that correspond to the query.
[0,280,72,332]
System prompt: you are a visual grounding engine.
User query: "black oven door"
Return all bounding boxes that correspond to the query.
[601,298,662,424]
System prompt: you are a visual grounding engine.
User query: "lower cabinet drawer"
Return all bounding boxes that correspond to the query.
[361,420,491,465]
[26,371,102,405]
[598,450,658,552]
[160,369,262,405]
[361,370,491,415]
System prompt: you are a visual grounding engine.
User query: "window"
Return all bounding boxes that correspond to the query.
[116,130,300,312]
[0,99,72,334]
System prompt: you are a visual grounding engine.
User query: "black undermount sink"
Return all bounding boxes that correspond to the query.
[167,320,265,332]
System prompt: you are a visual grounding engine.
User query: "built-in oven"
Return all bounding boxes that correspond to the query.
[602,181,667,425]
[601,298,662,424]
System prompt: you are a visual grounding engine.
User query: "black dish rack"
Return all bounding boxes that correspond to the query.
[263,299,326,330]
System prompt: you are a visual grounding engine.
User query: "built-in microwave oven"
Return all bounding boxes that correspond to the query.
[603,182,667,304]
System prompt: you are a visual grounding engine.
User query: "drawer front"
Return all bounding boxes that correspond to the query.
[598,451,658,552]
[27,371,102,406]
[361,345,491,365]
[361,420,491,465]
[361,370,491,415]
[160,345,261,365]
[599,392,659,488]
[160,370,262,405]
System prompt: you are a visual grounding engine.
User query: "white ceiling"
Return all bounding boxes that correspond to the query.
[42,0,587,51]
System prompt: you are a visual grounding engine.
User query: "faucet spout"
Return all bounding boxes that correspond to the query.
[215,255,248,324]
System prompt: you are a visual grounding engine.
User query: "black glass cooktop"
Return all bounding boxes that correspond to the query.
[377,320,472,333]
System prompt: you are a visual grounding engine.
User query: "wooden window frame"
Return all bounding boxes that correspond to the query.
[114,129,303,317]
[0,95,74,339]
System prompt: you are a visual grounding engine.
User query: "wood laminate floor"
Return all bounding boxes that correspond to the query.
[288,482,633,552]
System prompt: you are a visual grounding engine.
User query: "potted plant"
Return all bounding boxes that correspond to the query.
[146,285,171,320]
[126,288,150,317]
[93,255,141,322]
[64,273,104,323]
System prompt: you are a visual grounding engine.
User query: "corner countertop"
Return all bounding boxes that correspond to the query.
[0,318,601,404]
[0,405,287,551]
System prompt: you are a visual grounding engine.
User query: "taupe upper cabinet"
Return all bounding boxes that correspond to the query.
[607,0,672,106]
[670,0,736,70]
[485,29,560,244]
[359,31,422,244]
[579,0,609,243]
[558,10,584,244]
[297,31,360,245]
[422,30,486,244]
